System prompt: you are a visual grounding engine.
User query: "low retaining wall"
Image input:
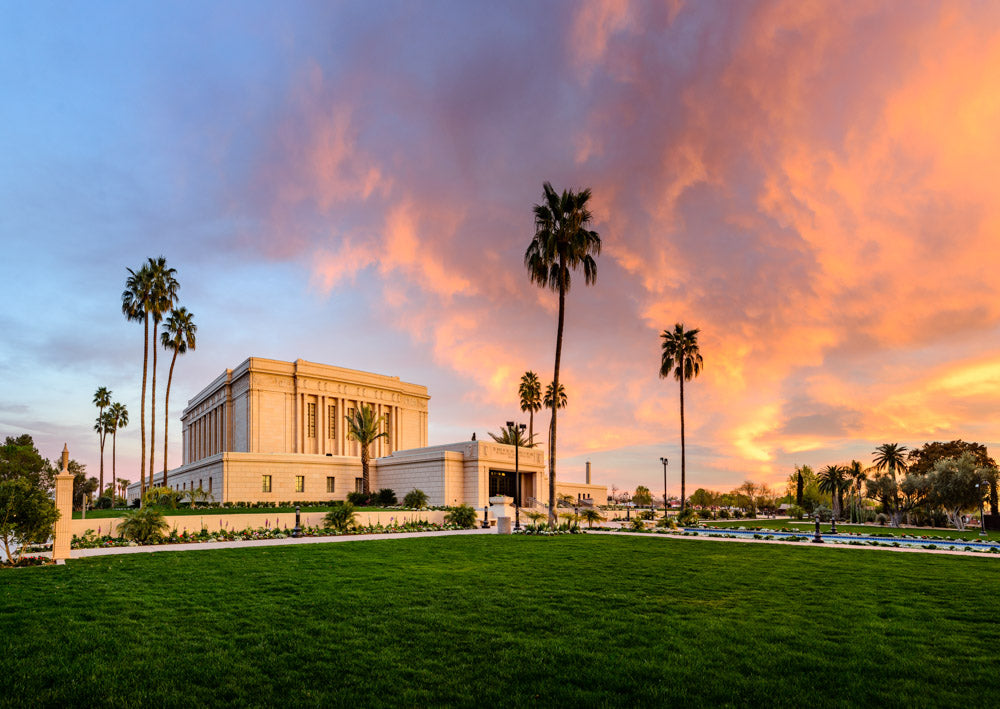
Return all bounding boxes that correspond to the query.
[72,509,449,538]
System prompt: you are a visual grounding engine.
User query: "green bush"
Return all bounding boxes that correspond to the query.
[876,513,889,525]
[639,509,655,521]
[656,515,678,530]
[347,491,371,506]
[629,517,645,531]
[402,489,428,509]
[444,505,478,529]
[787,504,805,520]
[323,503,357,533]
[94,495,114,510]
[813,505,833,522]
[676,508,700,527]
[697,509,712,519]
[718,509,730,519]
[376,488,397,506]
[117,508,169,544]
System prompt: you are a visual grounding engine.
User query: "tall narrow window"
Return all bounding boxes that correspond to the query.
[295,475,305,493]
[355,477,363,494]
[208,477,213,492]
[326,476,336,493]
[328,404,337,439]
[262,475,272,493]
[307,402,317,438]
[384,410,392,446]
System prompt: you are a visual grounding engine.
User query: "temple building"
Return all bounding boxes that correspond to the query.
[129,357,560,508]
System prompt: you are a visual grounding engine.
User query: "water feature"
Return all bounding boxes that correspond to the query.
[684,527,999,551]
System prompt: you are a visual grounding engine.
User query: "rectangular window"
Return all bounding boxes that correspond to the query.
[208,477,213,492]
[262,475,272,493]
[328,404,337,439]
[295,475,305,493]
[384,410,392,451]
[326,476,336,493]
[355,477,364,494]
[307,402,317,438]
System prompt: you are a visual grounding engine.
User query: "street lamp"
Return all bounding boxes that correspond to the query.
[507,420,527,531]
[975,480,991,536]
[660,457,669,518]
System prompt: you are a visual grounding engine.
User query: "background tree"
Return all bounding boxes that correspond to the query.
[518,371,542,447]
[0,478,59,565]
[659,323,703,510]
[93,386,111,498]
[346,404,387,494]
[122,263,153,499]
[817,465,846,520]
[160,306,196,482]
[907,441,997,514]
[488,424,532,447]
[688,488,719,509]
[844,460,868,522]
[186,486,210,509]
[796,468,804,506]
[0,435,54,491]
[67,460,98,511]
[106,402,128,486]
[543,381,567,411]
[734,480,761,515]
[145,257,179,482]
[921,453,994,530]
[633,485,653,506]
[524,181,601,526]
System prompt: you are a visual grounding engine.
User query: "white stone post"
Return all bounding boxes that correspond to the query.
[52,444,74,562]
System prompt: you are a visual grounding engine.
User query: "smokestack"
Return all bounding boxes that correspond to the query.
[586,461,591,484]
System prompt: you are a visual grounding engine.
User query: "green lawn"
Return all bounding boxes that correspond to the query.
[701,519,1000,541]
[72,505,396,519]
[2,536,999,706]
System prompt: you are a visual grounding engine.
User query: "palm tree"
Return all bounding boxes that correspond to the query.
[518,371,542,446]
[543,381,567,410]
[844,460,867,523]
[160,307,196,483]
[93,386,111,498]
[488,424,532,447]
[872,442,907,523]
[579,507,604,528]
[122,264,154,498]
[525,182,601,526]
[345,404,387,495]
[817,465,846,520]
[146,257,179,484]
[659,323,703,511]
[106,402,128,487]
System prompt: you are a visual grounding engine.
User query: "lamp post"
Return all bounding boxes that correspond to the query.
[660,457,669,519]
[507,420,527,530]
[293,505,301,538]
[975,480,991,536]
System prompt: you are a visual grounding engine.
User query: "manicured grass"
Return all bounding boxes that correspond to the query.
[702,519,1000,541]
[72,506,397,519]
[2,536,999,705]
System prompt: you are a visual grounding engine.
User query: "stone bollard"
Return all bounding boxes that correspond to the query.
[52,444,74,563]
[497,517,512,535]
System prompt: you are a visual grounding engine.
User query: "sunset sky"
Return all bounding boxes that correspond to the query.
[2,1,1000,497]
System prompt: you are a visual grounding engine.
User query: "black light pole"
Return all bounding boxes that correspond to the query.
[660,457,669,519]
[507,420,527,530]
[976,480,990,536]
[293,505,301,538]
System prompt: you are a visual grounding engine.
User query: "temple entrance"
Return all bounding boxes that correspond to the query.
[489,469,518,504]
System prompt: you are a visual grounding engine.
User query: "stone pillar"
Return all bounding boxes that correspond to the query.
[320,395,327,455]
[52,444,74,562]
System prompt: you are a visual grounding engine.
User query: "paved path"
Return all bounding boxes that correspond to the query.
[64,527,493,559]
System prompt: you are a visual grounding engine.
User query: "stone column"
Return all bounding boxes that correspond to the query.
[52,444,74,562]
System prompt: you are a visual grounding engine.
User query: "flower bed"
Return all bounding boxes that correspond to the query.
[71,519,465,550]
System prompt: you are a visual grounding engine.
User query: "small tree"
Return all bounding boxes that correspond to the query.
[579,508,604,528]
[444,505,478,529]
[345,405,387,495]
[117,507,168,544]
[186,486,210,509]
[0,478,59,564]
[323,503,357,533]
[632,486,653,507]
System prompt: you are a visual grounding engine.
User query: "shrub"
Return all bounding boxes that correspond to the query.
[813,505,833,522]
[525,510,547,524]
[718,509,730,519]
[579,508,604,528]
[94,495,114,510]
[629,517,645,531]
[403,489,428,509]
[323,503,357,533]
[697,509,712,519]
[731,509,743,519]
[656,515,678,530]
[117,508,168,544]
[444,505,478,529]
[676,508,700,527]
[346,491,371,506]
[876,513,889,526]
[639,509,655,521]
[376,488,398,507]
[787,504,805,520]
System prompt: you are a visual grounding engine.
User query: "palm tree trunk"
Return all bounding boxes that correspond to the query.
[112,431,117,497]
[679,371,686,511]
[361,446,370,495]
[98,431,105,503]
[548,273,566,527]
[528,410,534,448]
[163,349,178,485]
[149,319,159,487]
[140,314,149,504]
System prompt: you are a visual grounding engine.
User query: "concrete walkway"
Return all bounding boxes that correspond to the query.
[64,527,493,559]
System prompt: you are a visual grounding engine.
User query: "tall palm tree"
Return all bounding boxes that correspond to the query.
[160,307,196,483]
[525,182,601,526]
[93,386,111,498]
[518,371,542,447]
[345,404,387,495]
[817,464,846,520]
[543,381,567,410]
[659,323,703,511]
[872,443,908,482]
[145,257,179,484]
[844,460,867,523]
[107,402,128,488]
[122,264,154,499]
